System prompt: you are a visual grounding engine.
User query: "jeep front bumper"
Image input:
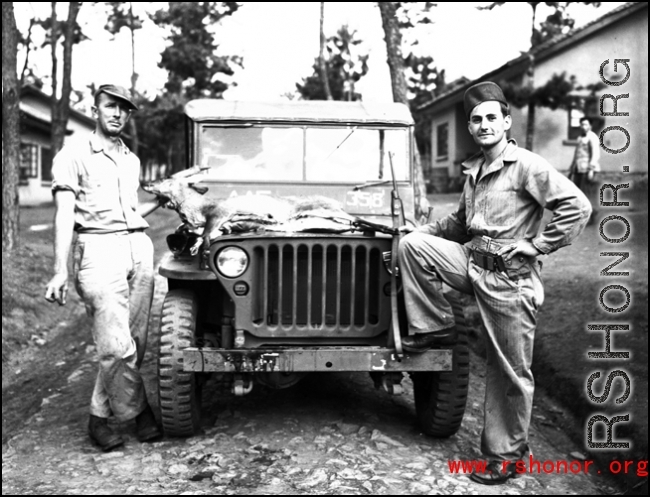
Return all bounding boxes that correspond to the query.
[183,347,451,373]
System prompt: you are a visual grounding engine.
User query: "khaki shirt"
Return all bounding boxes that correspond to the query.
[417,140,591,254]
[51,133,149,234]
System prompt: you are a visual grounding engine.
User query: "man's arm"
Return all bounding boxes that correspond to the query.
[137,198,164,218]
[527,163,591,254]
[498,163,591,261]
[45,190,76,305]
[411,185,471,243]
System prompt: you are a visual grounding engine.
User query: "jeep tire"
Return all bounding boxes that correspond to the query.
[158,289,202,437]
[411,291,470,437]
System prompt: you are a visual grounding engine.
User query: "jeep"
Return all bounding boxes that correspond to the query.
[156,99,469,438]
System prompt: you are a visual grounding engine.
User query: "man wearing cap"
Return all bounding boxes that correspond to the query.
[398,82,591,484]
[45,84,163,451]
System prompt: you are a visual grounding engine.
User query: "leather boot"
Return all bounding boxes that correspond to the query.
[401,326,458,353]
[88,415,124,452]
[136,404,162,442]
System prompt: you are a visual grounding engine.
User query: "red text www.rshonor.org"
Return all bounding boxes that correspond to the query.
[448,457,649,477]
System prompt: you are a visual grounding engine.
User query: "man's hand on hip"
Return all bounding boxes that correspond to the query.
[45,273,69,306]
[496,240,541,261]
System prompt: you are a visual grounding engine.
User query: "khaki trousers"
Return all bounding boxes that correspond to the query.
[398,232,544,461]
[74,231,155,421]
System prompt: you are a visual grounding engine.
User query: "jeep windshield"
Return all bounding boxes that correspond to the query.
[198,125,409,183]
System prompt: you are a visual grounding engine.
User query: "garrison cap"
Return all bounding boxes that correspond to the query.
[464,81,507,118]
[94,84,138,111]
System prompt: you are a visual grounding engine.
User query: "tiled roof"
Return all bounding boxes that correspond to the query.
[417,2,646,112]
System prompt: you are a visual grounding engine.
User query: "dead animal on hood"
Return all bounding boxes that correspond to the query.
[143,169,354,256]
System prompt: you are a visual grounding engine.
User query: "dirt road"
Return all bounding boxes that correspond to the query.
[2,195,644,495]
[0,277,607,495]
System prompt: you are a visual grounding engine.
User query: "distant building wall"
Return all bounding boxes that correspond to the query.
[523,11,647,174]
[19,90,95,206]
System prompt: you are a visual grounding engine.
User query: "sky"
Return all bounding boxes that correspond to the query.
[13,2,625,110]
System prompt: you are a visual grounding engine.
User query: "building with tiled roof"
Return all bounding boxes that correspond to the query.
[417,2,647,190]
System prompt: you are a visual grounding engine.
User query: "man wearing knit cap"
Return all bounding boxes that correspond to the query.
[45,84,164,451]
[399,81,591,484]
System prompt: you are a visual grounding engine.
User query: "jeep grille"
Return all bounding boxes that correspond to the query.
[214,236,392,339]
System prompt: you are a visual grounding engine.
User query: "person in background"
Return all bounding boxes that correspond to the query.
[569,116,600,224]
[45,84,163,451]
[398,82,591,484]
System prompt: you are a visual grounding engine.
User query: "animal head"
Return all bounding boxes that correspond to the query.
[142,166,210,208]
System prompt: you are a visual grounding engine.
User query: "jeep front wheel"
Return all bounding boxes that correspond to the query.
[411,292,470,437]
[158,289,202,437]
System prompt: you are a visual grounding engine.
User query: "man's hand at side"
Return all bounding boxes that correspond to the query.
[45,272,69,305]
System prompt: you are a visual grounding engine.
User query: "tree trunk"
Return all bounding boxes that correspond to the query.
[525,2,538,151]
[525,101,535,151]
[318,2,333,100]
[129,1,140,155]
[2,2,21,252]
[50,2,81,156]
[377,2,408,106]
[378,2,428,223]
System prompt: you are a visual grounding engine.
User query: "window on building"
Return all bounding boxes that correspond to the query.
[568,96,602,141]
[19,143,38,184]
[40,147,53,182]
[568,107,585,141]
[436,123,449,160]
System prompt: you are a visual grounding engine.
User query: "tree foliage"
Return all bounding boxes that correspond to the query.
[50,2,83,157]
[102,2,144,153]
[479,2,600,150]
[138,2,242,175]
[480,2,601,47]
[152,2,241,99]
[405,54,446,157]
[103,1,144,34]
[500,72,576,110]
[297,25,369,102]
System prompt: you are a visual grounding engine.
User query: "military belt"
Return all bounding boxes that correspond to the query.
[472,249,507,272]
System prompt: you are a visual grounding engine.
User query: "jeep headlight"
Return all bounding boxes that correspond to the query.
[215,246,249,278]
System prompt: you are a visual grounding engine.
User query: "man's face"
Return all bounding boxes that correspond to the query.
[580,119,591,135]
[92,92,131,137]
[467,101,512,149]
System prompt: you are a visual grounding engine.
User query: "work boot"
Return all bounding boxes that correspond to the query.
[88,415,124,452]
[136,404,162,442]
[470,460,518,485]
[401,327,457,353]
